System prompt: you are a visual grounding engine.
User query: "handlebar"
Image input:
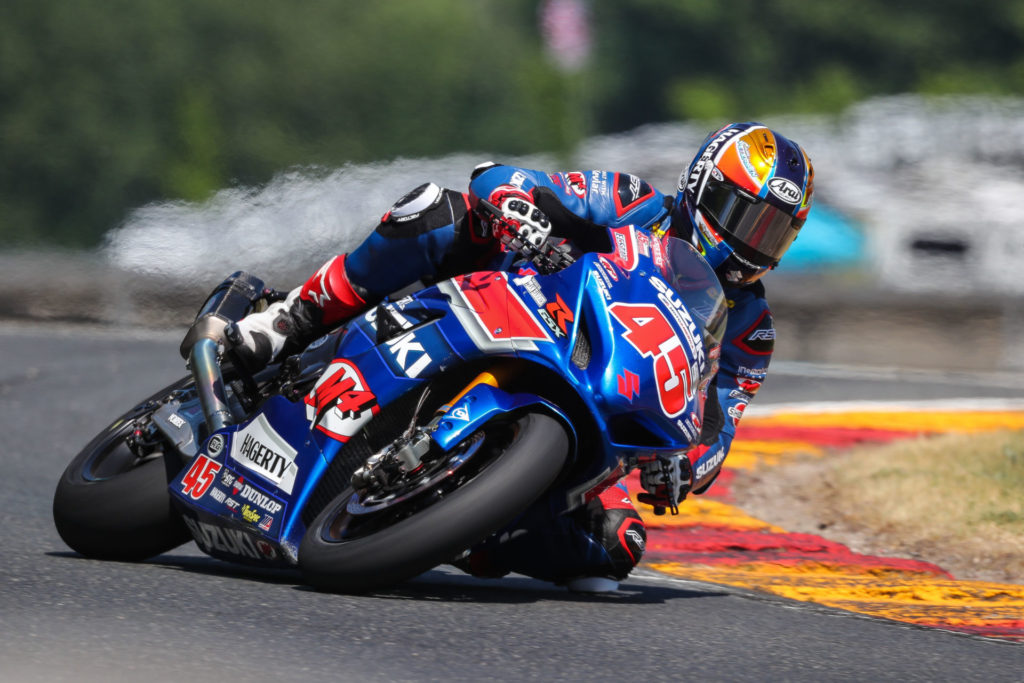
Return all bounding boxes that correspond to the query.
[181,271,269,434]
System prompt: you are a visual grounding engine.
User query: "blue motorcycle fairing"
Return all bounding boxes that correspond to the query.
[170,228,726,568]
[169,394,326,564]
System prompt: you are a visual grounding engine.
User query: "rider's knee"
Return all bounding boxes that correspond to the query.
[376,182,466,239]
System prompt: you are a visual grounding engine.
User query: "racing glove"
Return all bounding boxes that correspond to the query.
[637,453,693,515]
[480,185,552,251]
[223,288,302,374]
[496,197,552,253]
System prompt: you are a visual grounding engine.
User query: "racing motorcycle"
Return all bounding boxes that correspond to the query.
[53,221,726,592]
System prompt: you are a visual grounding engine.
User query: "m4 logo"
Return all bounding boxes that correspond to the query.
[305,359,380,442]
[609,302,696,418]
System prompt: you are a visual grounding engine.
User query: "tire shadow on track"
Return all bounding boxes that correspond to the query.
[48,550,725,605]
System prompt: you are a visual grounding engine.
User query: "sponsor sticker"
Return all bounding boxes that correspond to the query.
[695,447,726,480]
[768,177,803,204]
[183,517,278,562]
[512,274,547,306]
[229,414,299,493]
[241,504,261,524]
[676,416,699,443]
[236,481,285,515]
[565,171,587,198]
[387,331,433,378]
[305,359,380,443]
[636,231,650,257]
[684,127,744,193]
[617,369,640,401]
[180,455,222,500]
[206,434,225,457]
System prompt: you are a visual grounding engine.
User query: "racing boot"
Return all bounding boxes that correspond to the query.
[227,254,369,372]
[564,484,647,593]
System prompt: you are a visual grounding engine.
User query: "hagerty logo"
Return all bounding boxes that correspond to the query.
[229,414,299,494]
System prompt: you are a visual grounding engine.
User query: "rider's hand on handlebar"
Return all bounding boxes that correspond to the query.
[492,196,552,253]
[224,321,274,376]
[637,453,693,515]
[223,297,295,376]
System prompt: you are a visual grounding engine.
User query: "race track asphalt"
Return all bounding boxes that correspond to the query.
[2,322,1021,682]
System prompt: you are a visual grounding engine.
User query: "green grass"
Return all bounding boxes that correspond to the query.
[827,429,1024,575]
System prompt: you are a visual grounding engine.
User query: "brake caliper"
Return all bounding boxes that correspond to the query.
[351,429,433,494]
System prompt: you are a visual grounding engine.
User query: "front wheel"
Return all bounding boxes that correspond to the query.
[299,412,569,593]
[52,378,195,561]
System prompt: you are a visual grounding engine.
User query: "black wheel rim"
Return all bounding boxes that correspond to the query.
[76,383,197,483]
[319,419,521,544]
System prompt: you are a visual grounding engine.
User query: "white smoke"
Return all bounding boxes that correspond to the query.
[105,94,1024,293]
[103,153,554,285]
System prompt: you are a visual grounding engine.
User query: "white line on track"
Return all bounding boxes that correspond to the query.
[747,397,1024,416]
[769,359,1024,390]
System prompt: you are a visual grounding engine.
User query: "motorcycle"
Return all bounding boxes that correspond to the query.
[53,223,726,592]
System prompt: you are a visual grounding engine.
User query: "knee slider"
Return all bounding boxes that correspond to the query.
[377,183,465,238]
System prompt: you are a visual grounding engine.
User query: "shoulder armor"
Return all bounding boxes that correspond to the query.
[613,173,656,216]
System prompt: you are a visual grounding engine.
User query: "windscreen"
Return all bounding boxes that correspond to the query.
[658,237,728,371]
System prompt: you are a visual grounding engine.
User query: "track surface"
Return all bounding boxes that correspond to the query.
[2,322,1022,682]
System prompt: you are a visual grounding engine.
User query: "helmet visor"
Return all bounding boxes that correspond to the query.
[698,179,800,267]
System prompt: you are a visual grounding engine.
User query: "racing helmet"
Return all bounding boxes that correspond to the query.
[673,122,814,285]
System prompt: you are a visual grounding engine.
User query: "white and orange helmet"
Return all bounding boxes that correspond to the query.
[674,122,814,285]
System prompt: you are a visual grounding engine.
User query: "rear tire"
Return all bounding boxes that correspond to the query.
[299,412,569,592]
[53,379,194,561]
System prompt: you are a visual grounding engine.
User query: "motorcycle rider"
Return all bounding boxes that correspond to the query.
[226,122,814,591]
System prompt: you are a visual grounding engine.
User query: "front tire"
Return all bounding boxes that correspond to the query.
[53,379,194,561]
[299,412,569,592]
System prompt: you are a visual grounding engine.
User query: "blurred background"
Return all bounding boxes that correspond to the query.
[2,0,1023,371]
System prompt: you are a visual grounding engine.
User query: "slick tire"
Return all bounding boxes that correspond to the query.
[299,412,569,593]
[53,379,193,561]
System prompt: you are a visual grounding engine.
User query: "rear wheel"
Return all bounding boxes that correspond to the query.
[299,412,568,592]
[52,379,195,561]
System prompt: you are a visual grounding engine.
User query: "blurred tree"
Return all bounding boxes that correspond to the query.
[590,0,1024,129]
[0,0,566,247]
[1,0,1023,248]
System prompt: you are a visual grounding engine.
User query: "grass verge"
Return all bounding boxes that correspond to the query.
[828,429,1024,580]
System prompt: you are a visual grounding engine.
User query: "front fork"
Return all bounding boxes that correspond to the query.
[350,367,512,492]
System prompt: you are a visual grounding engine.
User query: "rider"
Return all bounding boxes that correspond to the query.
[226,122,814,591]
